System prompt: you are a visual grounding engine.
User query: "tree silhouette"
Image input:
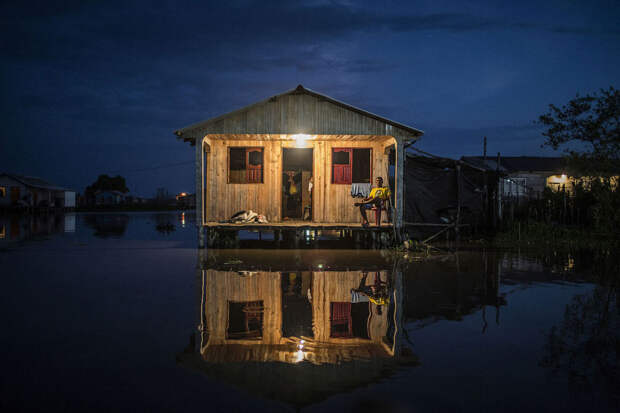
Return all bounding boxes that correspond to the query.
[540,250,619,404]
[537,86,619,176]
[85,174,129,196]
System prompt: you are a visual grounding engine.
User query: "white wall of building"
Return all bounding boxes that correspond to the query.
[64,191,76,208]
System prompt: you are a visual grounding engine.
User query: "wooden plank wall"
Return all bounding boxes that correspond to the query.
[204,270,282,345]
[202,269,389,349]
[204,138,281,222]
[204,136,394,223]
[312,271,388,344]
[313,140,390,223]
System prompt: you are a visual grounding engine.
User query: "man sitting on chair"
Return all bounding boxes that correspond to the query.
[354,177,391,227]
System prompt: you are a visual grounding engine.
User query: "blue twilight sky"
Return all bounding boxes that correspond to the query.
[1,0,619,196]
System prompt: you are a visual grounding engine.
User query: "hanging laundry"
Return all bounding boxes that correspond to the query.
[350,183,372,198]
[350,290,370,303]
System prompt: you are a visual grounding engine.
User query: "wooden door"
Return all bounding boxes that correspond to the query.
[10,187,20,202]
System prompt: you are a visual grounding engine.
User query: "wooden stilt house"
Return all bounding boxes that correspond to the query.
[174,85,423,247]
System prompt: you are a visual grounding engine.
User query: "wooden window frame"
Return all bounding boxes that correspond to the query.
[331,147,373,185]
[227,146,264,184]
[330,301,353,338]
[226,300,264,340]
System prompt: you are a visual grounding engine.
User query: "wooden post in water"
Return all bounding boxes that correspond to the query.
[196,137,205,248]
[394,139,405,244]
[496,152,502,229]
[456,164,461,243]
[562,184,567,225]
[482,137,488,230]
[294,230,300,248]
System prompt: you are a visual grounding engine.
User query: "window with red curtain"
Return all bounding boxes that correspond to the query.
[332,148,372,184]
[330,302,352,338]
[229,147,263,183]
[246,149,263,183]
[332,148,352,184]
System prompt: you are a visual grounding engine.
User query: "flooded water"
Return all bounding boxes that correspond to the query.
[1,212,618,412]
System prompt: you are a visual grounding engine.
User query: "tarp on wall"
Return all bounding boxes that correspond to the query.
[405,154,488,225]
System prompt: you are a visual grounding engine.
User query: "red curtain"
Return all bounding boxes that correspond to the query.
[330,302,352,337]
[332,148,352,184]
[246,148,263,183]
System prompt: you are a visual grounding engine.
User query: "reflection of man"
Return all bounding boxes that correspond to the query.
[353,177,391,227]
[351,272,389,314]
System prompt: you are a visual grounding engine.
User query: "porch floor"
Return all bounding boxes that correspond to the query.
[204,221,393,231]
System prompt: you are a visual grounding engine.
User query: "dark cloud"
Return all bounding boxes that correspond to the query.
[2,1,616,64]
[1,0,618,195]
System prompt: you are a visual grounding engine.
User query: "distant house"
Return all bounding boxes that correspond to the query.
[94,190,126,205]
[461,156,569,198]
[125,195,148,205]
[0,173,75,209]
[176,192,195,209]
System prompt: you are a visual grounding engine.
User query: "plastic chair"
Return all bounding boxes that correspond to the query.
[371,200,386,226]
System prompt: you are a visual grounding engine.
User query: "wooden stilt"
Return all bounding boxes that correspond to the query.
[456,164,461,243]
[294,230,300,248]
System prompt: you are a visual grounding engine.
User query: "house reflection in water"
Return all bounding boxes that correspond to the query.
[178,250,415,407]
[0,213,75,243]
[177,249,511,407]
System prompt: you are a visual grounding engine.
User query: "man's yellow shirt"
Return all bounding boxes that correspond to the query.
[368,186,391,201]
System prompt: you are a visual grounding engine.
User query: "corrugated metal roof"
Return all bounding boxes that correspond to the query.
[174,84,423,144]
[95,190,126,196]
[502,156,566,172]
[0,173,69,191]
[460,156,566,173]
[460,157,508,172]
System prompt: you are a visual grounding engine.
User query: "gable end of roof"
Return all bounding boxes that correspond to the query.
[174,85,424,143]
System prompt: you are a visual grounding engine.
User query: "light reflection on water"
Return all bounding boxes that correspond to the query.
[0,212,617,412]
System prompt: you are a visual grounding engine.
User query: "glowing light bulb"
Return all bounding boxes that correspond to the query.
[292,134,310,148]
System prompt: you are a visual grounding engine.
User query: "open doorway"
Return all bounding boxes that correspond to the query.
[282,148,313,221]
[281,272,313,338]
